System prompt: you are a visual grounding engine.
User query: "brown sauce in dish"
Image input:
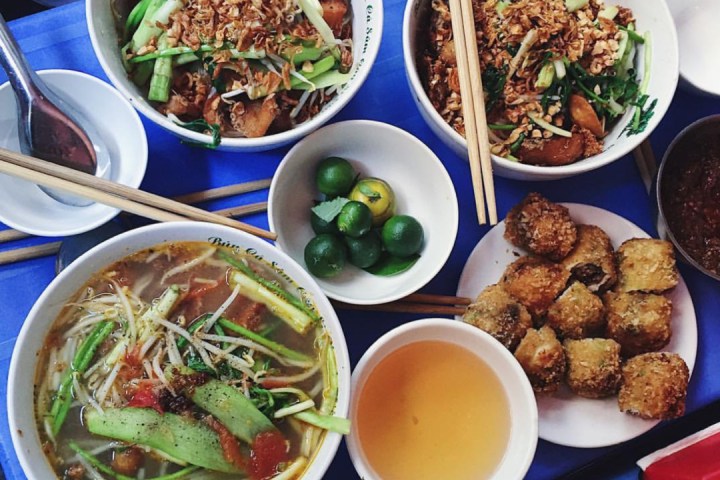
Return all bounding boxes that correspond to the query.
[661,122,720,276]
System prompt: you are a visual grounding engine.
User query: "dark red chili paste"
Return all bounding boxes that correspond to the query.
[661,122,720,276]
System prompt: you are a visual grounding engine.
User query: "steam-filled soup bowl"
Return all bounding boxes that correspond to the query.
[8,222,350,479]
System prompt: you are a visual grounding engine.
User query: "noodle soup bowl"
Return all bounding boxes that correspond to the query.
[403,0,678,180]
[87,0,383,152]
[8,222,350,479]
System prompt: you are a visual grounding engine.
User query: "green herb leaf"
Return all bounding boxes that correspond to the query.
[364,253,420,276]
[176,119,221,149]
[358,183,381,201]
[482,65,507,112]
[311,197,349,223]
[186,352,216,375]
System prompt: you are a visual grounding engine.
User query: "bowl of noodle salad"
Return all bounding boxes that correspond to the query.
[87,0,383,151]
[403,0,678,180]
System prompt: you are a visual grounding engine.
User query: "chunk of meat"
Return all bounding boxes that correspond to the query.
[517,133,585,166]
[65,464,85,480]
[203,93,227,130]
[159,71,210,119]
[569,94,604,137]
[321,0,348,35]
[229,96,280,138]
[112,447,144,477]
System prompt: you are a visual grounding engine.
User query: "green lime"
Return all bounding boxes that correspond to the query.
[381,215,424,257]
[310,210,339,234]
[348,177,396,226]
[315,157,356,197]
[345,232,382,268]
[304,234,347,278]
[336,201,373,238]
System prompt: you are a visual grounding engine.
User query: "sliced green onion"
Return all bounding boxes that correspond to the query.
[488,123,517,131]
[565,0,589,12]
[598,5,618,20]
[528,112,572,138]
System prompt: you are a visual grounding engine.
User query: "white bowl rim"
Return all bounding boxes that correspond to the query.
[0,68,148,236]
[7,221,350,480]
[267,119,459,305]
[86,0,384,150]
[346,318,538,480]
[401,0,679,177]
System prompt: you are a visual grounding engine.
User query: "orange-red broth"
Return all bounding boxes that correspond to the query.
[356,341,511,480]
[34,242,329,479]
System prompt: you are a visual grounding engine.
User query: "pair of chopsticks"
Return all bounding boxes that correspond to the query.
[0,147,276,240]
[332,293,472,316]
[448,0,497,225]
[0,173,272,266]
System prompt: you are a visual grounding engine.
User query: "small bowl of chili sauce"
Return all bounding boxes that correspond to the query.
[656,115,720,281]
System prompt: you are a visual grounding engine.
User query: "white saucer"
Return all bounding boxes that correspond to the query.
[0,69,147,236]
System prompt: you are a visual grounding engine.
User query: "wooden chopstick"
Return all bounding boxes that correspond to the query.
[173,179,272,204]
[0,229,31,243]
[213,201,268,218]
[458,0,497,225]
[0,179,272,246]
[331,293,472,316]
[633,139,658,194]
[0,202,270,266]
[0,241,61,266]
[401,293,472,305]
[448,0,497,225]
[0,147,276,240]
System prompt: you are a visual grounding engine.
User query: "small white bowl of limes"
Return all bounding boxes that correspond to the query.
[269,120,459,305]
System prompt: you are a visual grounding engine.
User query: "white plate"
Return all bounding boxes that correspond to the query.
[269,120,459,305]
[456,203,698,448]
[0,69,147,236]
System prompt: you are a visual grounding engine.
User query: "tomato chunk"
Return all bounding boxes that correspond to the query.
[320,0,347,35]
[250,430,289,480]
[127,383,163,414]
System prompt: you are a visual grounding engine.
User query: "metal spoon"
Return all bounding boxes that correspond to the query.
[0,13,110,206]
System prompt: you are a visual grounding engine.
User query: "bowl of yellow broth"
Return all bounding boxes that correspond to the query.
[347,318,538,479]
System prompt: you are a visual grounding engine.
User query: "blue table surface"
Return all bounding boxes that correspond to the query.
[1,2,719,479]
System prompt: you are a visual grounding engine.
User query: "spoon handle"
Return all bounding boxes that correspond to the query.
[0,13,42,105]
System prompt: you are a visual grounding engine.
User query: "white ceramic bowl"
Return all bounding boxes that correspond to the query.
[7,221,350,480]
[402,0,679,181]
[666,0,720,97]
[86,0,383,152]
[0,69,147,236]
[346,318,538,479]
[268,120,459,305]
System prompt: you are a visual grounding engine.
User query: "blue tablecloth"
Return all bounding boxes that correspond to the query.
[1,2,719,479]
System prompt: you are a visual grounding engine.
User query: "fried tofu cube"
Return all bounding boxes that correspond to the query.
[501,256,570,319]
[546,281,605,339]
[504,192,578,261]
[616,239,679,293]
[619,352,689,420]
[514,326,566,393]
[463,284,533,350]
[604,291,672,357]
[561,224,618,293]
[564,338,622,398]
